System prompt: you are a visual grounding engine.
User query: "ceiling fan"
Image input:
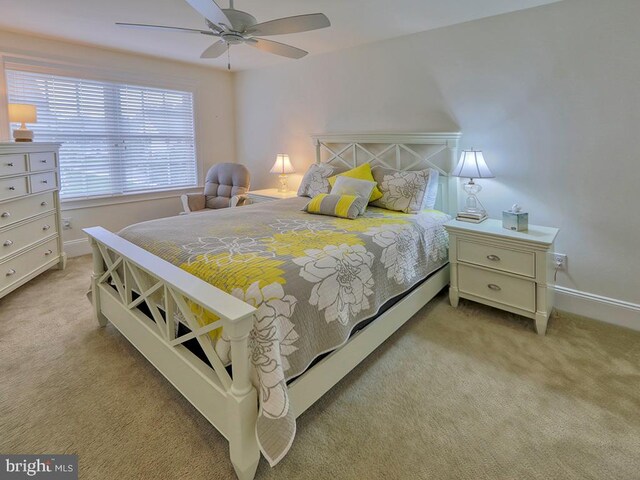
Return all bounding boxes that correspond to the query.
[117,0,331,69]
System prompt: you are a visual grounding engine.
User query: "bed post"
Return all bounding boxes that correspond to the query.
[225,314,260,480]
[89,237,108,327]
[315,138,321,164]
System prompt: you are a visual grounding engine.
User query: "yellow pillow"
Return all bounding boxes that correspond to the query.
[328,163,383,202]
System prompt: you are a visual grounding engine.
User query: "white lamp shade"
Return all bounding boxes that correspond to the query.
[270,154,295,174]
[452,150,494,179]
[8,104,37,124]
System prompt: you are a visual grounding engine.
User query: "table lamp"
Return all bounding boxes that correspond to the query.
[8,104,37,142]
[452,149,494,222]
[270,154,295,192]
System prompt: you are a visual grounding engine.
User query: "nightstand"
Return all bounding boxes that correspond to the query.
[444,219,559,335]
[247,188,298,204]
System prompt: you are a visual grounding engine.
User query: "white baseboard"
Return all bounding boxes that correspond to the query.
[553,286,640,331]
[64,238,91,258]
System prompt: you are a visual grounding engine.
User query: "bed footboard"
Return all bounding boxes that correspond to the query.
[85,227,260,480]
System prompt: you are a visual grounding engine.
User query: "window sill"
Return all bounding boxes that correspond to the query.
[60,186,204,211]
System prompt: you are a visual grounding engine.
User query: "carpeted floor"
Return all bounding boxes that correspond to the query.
[1,256,639,480]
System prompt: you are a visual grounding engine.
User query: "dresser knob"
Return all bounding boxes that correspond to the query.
[8,186,15,191]
[40,159,48,163]
[3,240,13,247]
[41,201,48,206]
[487,283,502,291]
[1,212,9,218]
[45,249,53,256]
[6,269,16,277]
[41,180,48,184]
[42,224,51,231]
[486,255,501,261]
[7,162,14,167]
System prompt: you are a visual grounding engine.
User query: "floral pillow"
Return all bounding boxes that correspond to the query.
[370,167,436,214]
[297,164,344,198]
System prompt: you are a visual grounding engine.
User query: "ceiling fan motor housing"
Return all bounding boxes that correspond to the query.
[222,9,257,33]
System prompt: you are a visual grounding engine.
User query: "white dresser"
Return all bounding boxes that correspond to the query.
[445,219,559,335]
[0,142,66,299]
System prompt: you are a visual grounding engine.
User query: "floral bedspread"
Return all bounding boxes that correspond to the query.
[119,197,450,466]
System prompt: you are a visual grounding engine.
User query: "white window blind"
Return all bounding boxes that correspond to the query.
[6,69,197,199]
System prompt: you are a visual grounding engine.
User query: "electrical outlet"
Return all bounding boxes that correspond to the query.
[553,253,567,270]
[62,218,72,230]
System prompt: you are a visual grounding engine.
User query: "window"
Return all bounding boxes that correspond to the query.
[6,69,197,200]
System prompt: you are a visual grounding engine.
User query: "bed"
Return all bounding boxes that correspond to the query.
[84,132,461,479]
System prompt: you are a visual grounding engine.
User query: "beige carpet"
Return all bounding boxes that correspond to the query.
[1,256,639,480]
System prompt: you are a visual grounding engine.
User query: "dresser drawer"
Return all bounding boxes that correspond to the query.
[30,171,58,193]
[0,238,60,292]
[0,176,29,201]
[0,213,58,261]
[0,192,55,228]
[458,239,535,278]
[29,152,57,172]
[458,264,536,313]
[0,154,28,176]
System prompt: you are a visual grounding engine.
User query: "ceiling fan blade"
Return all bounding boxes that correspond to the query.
[201,40,228,59]
[185,0,231,27]
[248,38,308,59]
[245,13,330,36]
[116,22,216,35]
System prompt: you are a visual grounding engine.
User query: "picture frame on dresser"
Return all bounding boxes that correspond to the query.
[0,142,66,299]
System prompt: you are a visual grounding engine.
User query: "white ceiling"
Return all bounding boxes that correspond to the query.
[0,0,562,71]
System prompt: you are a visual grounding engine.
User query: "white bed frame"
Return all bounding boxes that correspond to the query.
[84,132,461,480]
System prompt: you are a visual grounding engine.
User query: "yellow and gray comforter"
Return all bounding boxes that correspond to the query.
[119,196,450,465]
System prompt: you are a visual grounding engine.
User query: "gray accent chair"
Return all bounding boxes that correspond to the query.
[181,163,251,214]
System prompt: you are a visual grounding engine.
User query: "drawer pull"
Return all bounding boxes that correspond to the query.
[3,240,13,247]
[42,224,51,231]
[6,269,16,277]
[487,283,502,291]
[40,159,48,163]
[486,254,501,261]
[8,186,15,191]
[41,201,48,206]
[1,212,9,218]
[41,180,48,184]
[7,162,14,167]
[45,249,53,256]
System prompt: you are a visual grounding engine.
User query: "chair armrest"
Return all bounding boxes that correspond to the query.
[181,193,206,214]
[230,194,249,208]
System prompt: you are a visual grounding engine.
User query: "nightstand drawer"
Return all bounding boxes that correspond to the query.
[248,195,273,204]
[458,264,536,313]
[458,240,535,277]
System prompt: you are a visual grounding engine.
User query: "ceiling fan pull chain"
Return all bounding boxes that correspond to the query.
[227,44,231,70]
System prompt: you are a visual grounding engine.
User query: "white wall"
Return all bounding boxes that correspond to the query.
[235,0,640,323]
[0,29,235,250]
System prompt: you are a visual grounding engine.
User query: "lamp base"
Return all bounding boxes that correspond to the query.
[277,174,288,193]
[461,179,487,215]
[13,128,34,142]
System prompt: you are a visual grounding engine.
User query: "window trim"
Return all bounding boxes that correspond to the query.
[1,53,205,203]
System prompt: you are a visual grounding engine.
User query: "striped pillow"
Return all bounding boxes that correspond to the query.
[302,194,367,219]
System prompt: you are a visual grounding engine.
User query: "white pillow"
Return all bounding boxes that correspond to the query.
[331,176,376,214]
[422,168,440,210]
